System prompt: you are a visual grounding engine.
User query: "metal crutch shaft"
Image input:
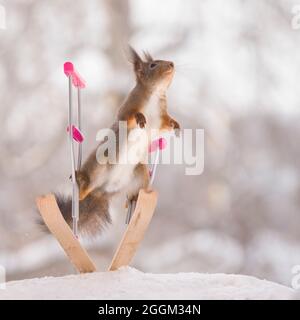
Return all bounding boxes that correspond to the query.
[68,76,79,237]
[77,88,82,170]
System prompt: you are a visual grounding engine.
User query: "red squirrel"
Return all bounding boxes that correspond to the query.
[45,47,180,237]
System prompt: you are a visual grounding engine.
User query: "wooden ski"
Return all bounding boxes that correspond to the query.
[109,189,158,271]
[36,188,157,273]
[36,194,96,273]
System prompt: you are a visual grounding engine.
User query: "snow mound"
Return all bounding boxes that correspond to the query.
[0,267,294,300]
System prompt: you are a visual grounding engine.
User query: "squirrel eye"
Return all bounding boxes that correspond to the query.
[149,63,157,69]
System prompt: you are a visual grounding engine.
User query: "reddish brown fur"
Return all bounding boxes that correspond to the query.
[78,47,180,201]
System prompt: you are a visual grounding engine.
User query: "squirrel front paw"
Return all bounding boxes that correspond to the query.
[135,112,147,128]
[170,119,181,137]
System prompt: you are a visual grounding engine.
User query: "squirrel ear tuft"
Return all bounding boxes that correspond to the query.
[128,46,144,75]
[143,51,153,62]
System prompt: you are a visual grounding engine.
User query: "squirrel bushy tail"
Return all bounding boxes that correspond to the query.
[38,188,112,237]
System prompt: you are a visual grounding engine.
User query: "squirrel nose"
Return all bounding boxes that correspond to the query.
[169,62,174,68]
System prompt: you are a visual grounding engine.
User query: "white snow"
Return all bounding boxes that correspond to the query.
[0,267,295,300]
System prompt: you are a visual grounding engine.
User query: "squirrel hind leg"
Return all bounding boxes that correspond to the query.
[75,170,93,200]
[79,187,93,201]
[126,163,150,202]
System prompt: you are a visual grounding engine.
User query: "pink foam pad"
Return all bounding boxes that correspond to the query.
[64,62,74,77]
[63,62,86,89]
[148,137,167,153]
[158,137,167,150]
[67,125,84,143]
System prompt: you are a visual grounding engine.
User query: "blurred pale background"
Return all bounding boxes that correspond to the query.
[1,0,300,286]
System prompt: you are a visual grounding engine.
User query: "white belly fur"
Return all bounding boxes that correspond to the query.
[104,93,161,193]
[104,128,148,193]
[144,93,161,137]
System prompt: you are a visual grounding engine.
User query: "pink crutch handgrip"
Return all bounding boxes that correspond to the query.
[67,125,84,143]
[148,137,167,153]
[64,62,86,89]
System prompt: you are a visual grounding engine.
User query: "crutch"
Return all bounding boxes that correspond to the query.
[64,62,86,237]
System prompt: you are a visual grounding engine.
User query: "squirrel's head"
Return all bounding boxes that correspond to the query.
[129,46,175,91]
